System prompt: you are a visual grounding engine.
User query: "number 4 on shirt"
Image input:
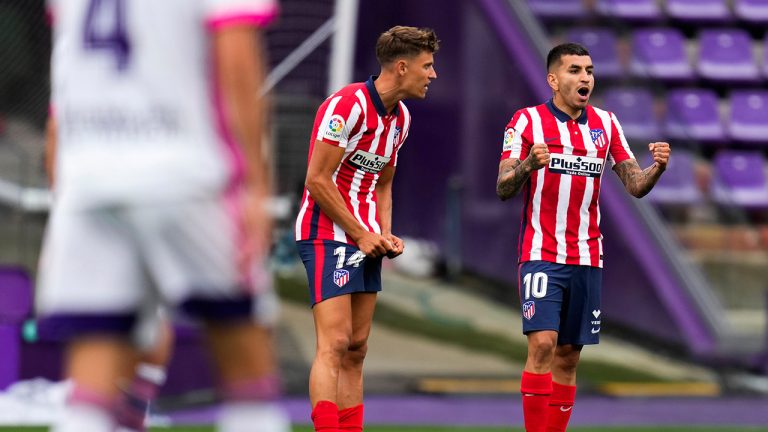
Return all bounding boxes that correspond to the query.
[83,0,131,71]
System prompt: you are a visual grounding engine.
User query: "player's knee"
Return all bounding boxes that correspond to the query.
[528,338,557,365]
[344,337,369,365]
[556,350,581,374]
[319,333,352,361]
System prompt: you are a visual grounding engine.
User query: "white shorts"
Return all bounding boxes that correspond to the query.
[36,197,275,338]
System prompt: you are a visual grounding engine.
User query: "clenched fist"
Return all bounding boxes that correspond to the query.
[649,142,670,170]
[527,143,550,170]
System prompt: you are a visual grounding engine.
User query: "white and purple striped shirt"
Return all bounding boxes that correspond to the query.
[48,0,277,206]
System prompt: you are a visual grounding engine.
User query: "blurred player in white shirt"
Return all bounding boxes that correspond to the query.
[39,1,288,431]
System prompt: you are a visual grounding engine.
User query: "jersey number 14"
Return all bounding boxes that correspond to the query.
[83,0,131,71]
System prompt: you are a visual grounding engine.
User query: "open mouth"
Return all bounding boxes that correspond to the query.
[577,87,590,97]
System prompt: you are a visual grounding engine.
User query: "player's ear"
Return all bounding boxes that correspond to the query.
[547,72,558,92]
[395,58,407,76]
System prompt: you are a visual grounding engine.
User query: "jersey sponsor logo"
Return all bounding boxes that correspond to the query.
[502,128,515,151]
[549,154,604,178]
[348,150,391,174]
[590,129,607,149]
[324,114,346,141]
[522,301,536,320]
[63,106,181,140]
[333,269,350,287]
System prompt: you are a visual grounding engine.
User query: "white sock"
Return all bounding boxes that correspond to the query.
[218,402,291,432]
[52,403,115,432]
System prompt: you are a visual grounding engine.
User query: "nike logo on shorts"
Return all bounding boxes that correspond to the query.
[591,327,600,334]
[560,406,573,412]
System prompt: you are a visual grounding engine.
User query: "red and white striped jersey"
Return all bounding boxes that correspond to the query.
[501,100,634,268]
[295,76,411,245]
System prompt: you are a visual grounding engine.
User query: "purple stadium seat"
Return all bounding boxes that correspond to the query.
[528,0,588,19]
[602,88,660,141]
[0,266,33,390]
[0,267,32,322]
[665,89,725,143]
[729,90,768,144]
[711,151,768,208]
[596,0,662,21]
[645,150,703,205]
[567,28,622,79]
[697,29,760,83]
[734,0,768,23]
[630,28,693,81]
[666,0,731,23]
[764,33,768,78]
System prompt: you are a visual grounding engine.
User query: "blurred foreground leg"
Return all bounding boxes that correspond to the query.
[206,321,289,432]
[54,336,136,432]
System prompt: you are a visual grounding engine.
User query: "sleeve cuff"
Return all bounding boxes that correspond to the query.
[207,5,279,31]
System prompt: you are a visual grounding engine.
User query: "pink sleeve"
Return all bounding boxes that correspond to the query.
[205,0,279,30]
[45,0,56,26]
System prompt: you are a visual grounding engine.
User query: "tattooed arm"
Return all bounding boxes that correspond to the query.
[496,143,550,200]
[496,158,532,200]
[613,142,671,198]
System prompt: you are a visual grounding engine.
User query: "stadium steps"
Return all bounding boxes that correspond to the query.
[275,269,722,396]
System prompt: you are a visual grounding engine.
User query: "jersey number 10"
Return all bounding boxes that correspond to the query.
[522,272,548,300]
[83,0,131,71]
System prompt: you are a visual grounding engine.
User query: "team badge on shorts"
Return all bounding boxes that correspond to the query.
[333,269,350,287]
[522,301,536,320]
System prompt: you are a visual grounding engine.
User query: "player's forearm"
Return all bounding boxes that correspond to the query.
[306,175,368,241]
[45,116,56,188]
[496,158,533,201]
[375,182,393,236]
[614,159,665,198]
[215,29,271,194]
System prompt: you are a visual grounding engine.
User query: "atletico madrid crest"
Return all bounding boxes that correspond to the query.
[333,269,350,287]
[522,301,536,320]
[590,129,607,149]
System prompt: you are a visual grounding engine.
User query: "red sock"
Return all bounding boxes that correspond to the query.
[338,404,364,432]
[311,400,339,432]
[520,371,552,432]
[546,382,576,432]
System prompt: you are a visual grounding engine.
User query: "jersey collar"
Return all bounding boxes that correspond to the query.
[546,99,588,124]
[366,75,399,117]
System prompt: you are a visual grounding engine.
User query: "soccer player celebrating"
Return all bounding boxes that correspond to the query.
[38,1,287,431]
[295,26,438,432]
[496,43,670,432]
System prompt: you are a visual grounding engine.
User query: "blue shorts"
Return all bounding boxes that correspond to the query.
[297,240,382,305]
[518,261,602,345]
